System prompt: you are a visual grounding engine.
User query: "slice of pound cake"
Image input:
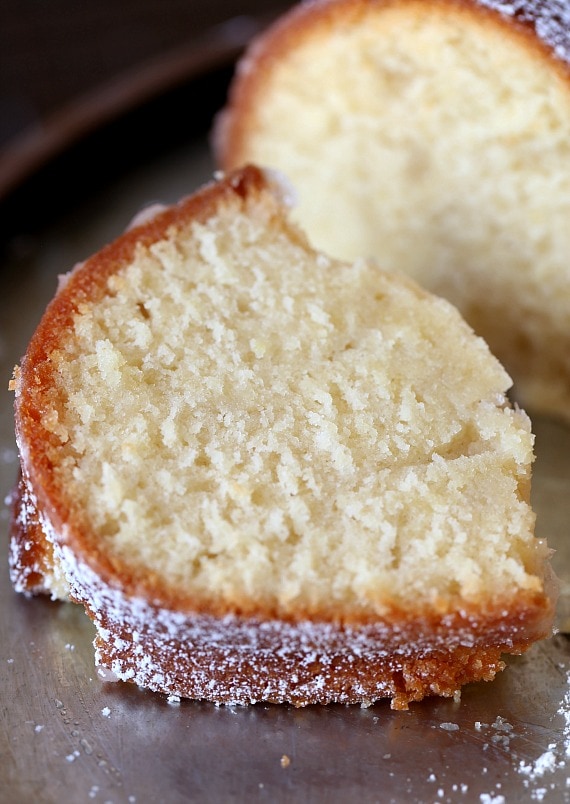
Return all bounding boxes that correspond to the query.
[215,0,570,421]
[9,165,555,709]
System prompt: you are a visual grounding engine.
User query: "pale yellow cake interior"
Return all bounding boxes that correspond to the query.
[219,3,570,419]
[41,182,542,618]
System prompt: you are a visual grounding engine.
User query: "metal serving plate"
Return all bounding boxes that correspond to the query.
[2,119,570,804]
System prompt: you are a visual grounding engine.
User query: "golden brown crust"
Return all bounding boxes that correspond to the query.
[87,575,550,710]
[96,631,511,710]
[8,474,57,596]
[215,0,570,170]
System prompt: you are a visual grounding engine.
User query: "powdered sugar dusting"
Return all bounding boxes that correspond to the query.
[514,668,570,790]
[478,0,570,63]
[52,531,537,708]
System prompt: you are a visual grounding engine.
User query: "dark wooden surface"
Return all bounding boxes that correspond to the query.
[0,0,284,146]
[0,0,291,249]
